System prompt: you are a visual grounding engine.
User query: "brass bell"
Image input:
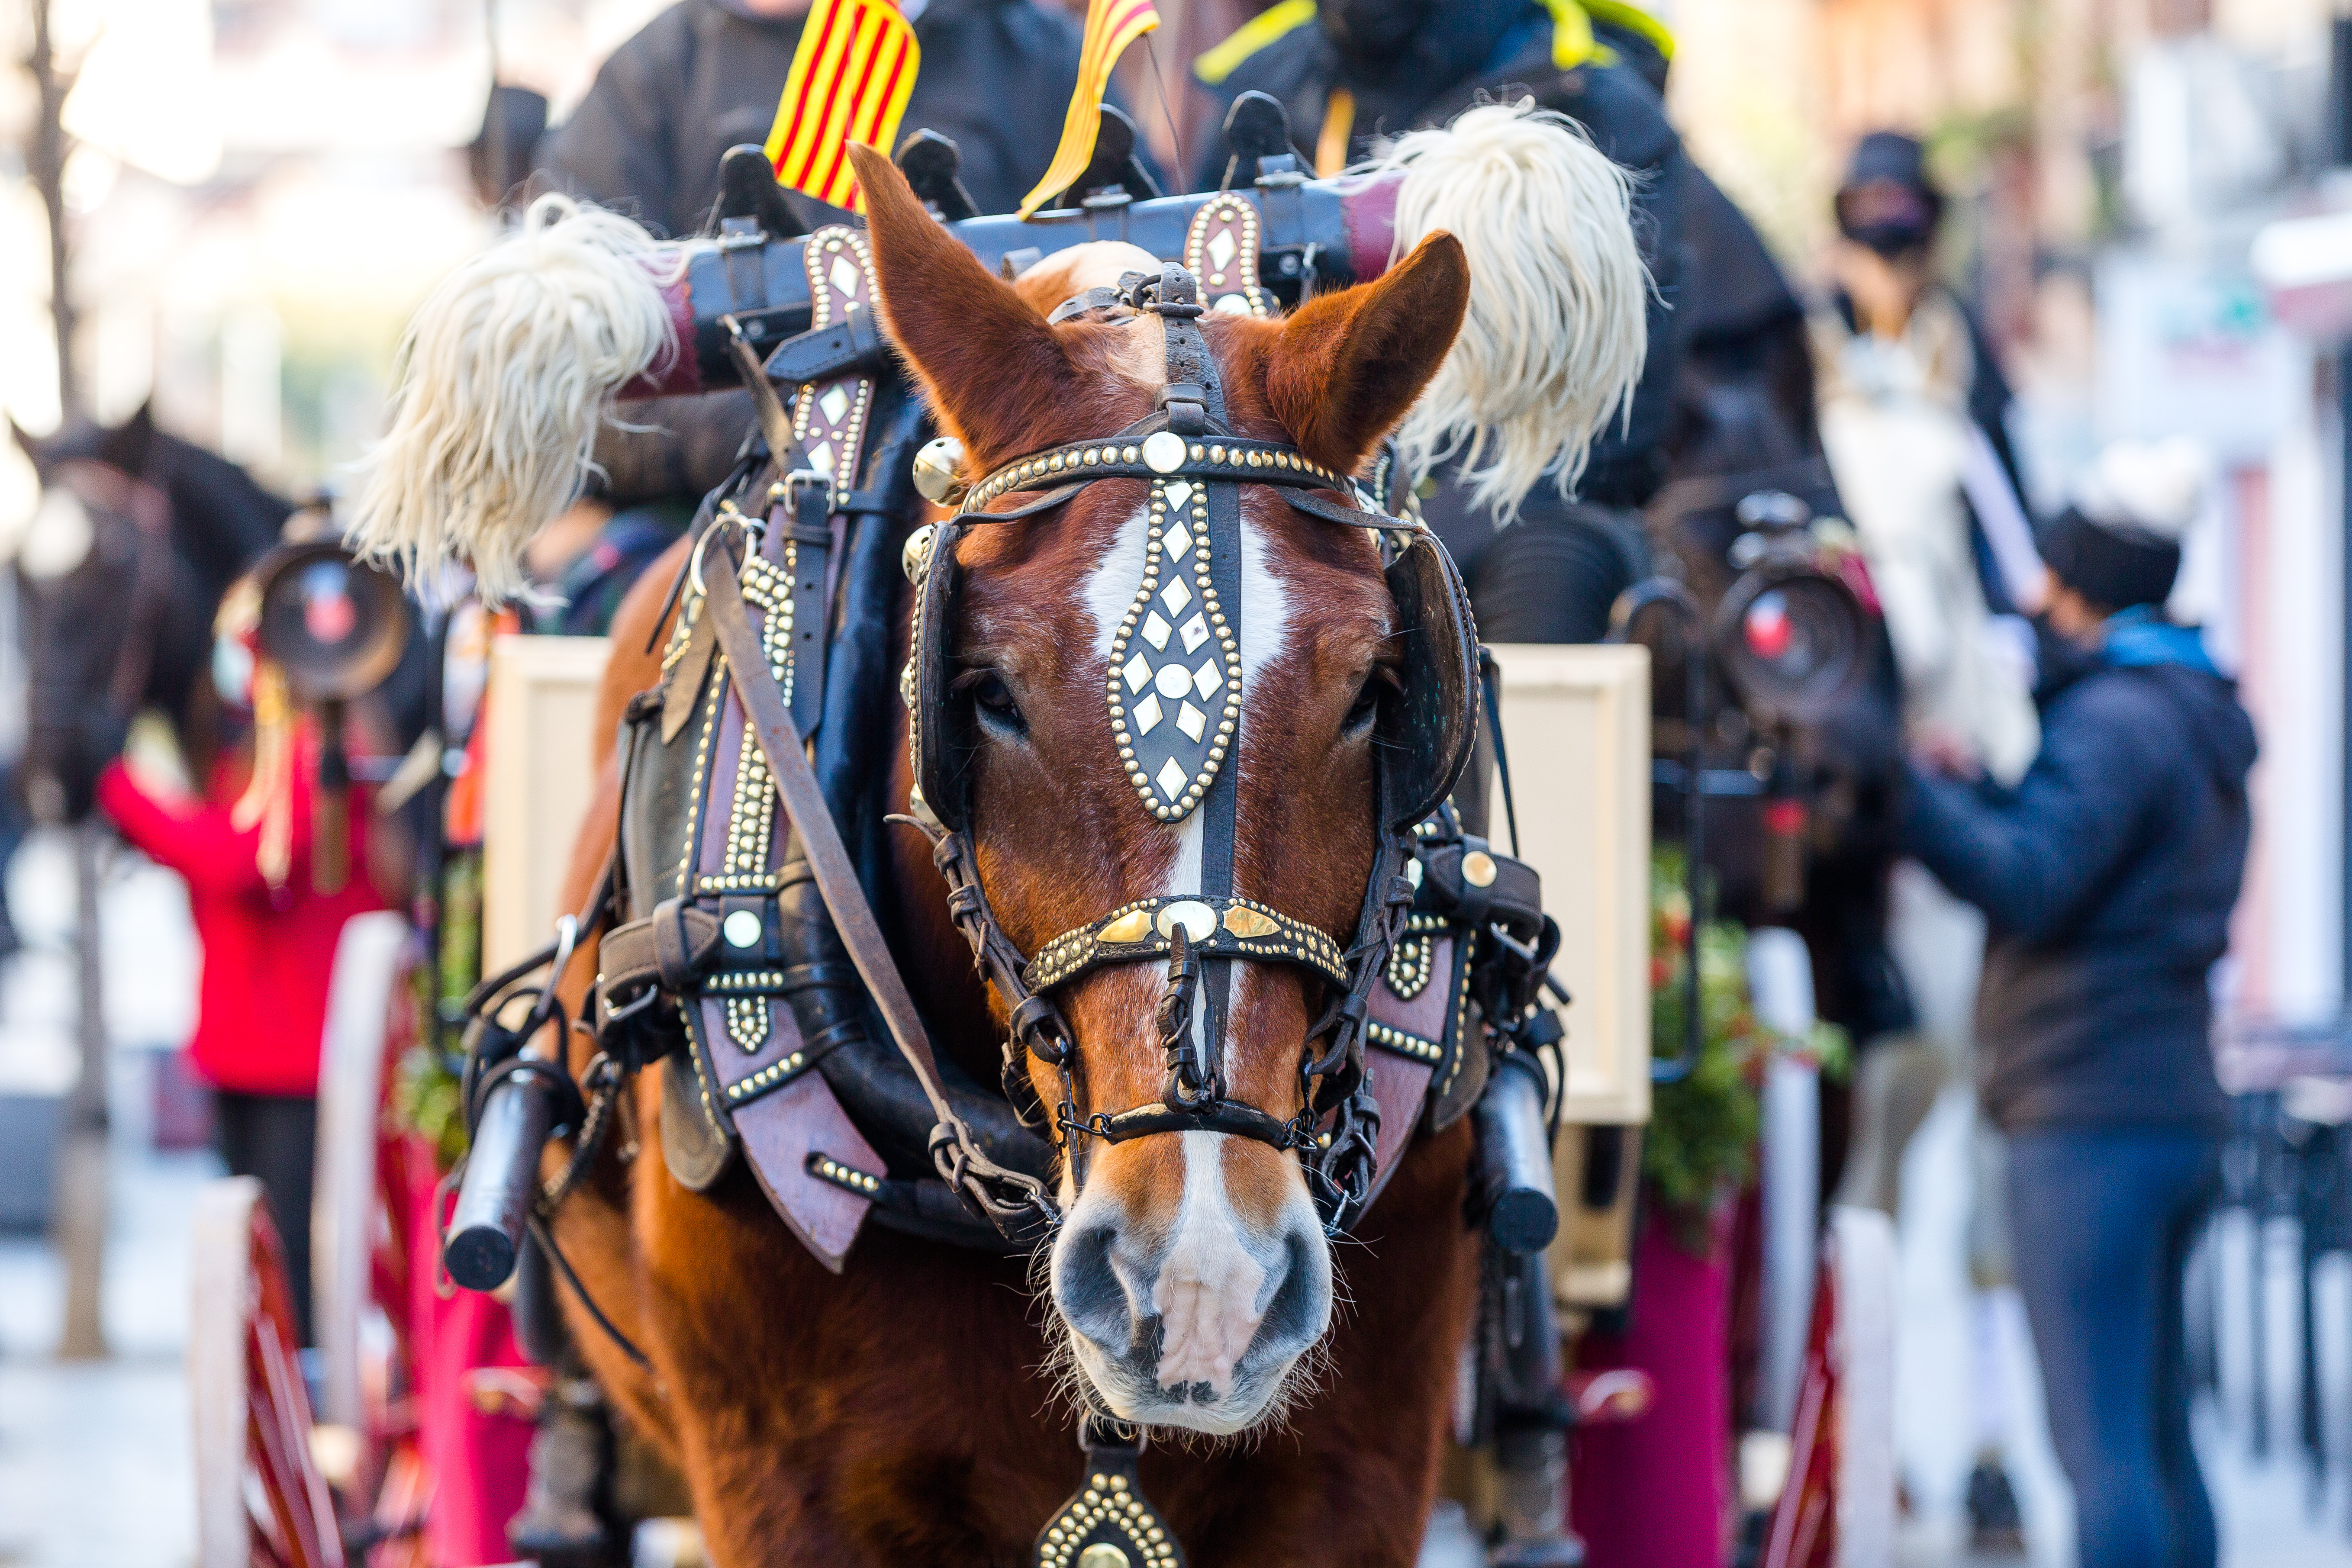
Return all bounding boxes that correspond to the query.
[912,435,968,504]
[901,524,937,584]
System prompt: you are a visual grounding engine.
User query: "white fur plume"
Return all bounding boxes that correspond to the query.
[1379,101,1649,522]
[348,195,683,603]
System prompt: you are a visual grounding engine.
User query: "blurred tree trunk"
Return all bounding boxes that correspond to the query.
[24,0,103,1360]
[28,0,79,419]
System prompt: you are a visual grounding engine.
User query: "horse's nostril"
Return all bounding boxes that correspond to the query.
[1257,1229,1324,1349]
[1053,1223,1127,1338]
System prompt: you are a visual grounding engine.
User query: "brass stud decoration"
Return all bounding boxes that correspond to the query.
[1103,477,1241,821]
[1032,1463,1185,1568]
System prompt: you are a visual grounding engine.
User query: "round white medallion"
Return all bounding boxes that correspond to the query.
[1156,900,1216,942]
[722,909,764,948]
[1141,431,1186,474]
[1153,663,1192,699]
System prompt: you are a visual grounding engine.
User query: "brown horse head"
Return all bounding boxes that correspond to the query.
[851,145,1467,1434]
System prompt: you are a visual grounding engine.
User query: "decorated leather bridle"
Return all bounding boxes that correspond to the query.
[896,261,1480,1233]
[42,459,179,720]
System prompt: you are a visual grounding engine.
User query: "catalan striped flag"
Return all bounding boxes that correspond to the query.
[763,0,920,213]
[1016,0,1161,219]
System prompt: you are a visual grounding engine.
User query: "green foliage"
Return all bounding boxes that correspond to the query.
[1642,847,1849,1249]
[388,848,483,1170]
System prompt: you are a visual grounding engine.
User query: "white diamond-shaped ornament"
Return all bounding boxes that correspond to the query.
[1163,522,1193,560]
[1165,482,1193,510]
[830,256,862,297]
[1176,702,1207,741]
[1194,662,1223,699]
[1141,613,1171,650]
[1179,615,1209,653]
[1122,653,1152,692]
[1155,758,1189,800]
[1160,577,1192,614]
[818,386,851,425]
[1207,230,1236,270]
[1134,695,1163,733]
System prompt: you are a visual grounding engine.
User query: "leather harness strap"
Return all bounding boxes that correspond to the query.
[699,537,1053,1228]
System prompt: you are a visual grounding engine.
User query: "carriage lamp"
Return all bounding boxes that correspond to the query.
[253,539,410,896]
[1711,492,1871,726]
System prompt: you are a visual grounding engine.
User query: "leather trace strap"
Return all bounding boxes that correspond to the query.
[700,534,1056,1234]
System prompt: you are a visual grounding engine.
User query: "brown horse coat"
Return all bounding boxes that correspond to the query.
[539,148,1482,1566]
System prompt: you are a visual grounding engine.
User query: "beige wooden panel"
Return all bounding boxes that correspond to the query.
[1485,643,1652,1126]
[482,635,610,977]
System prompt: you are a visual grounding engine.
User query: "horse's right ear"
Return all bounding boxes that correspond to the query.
[846,142,1079,469]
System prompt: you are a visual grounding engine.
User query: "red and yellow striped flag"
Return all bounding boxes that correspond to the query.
[764,0,920,214]
[1016,0,1161,219]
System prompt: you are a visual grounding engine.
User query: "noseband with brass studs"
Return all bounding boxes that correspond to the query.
[896,262,1478,1234]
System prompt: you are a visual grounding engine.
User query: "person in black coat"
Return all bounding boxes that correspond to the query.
[542,0,1102,239]
[1190,0,1686,638]
[515,0,1106,598]
[1900,441,2253,1568]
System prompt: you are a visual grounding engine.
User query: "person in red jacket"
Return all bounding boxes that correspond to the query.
[98,606,386,1344]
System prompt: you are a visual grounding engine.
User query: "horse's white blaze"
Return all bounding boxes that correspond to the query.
[1148,503,1311,1413]
[1084,503,1155,668]
[1151,1130,1271,1400]
[1058,473,1325,1433]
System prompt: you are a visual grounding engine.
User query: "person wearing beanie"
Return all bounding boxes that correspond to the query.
[1899,437,2255,1568]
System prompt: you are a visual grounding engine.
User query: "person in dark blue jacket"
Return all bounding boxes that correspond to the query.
[1901,438,2254,1568]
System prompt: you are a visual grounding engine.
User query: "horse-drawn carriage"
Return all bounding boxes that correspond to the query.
[46,85,1903,1568]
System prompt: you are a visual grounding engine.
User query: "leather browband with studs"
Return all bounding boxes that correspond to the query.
[957,430,1421,531]
[1023,894,1349,994]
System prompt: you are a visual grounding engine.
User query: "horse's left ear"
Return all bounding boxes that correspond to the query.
[846,142,1082,468]
[1260,233,1469,475]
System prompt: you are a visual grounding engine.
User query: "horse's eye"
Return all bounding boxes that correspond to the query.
[967,670,1025,732]
[1344,671,1395,735]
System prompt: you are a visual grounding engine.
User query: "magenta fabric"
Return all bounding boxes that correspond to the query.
[1571,1206,1737,1568]
[403,1154,536,1567]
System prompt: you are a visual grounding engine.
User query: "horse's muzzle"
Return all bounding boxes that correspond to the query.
[1050,1133,1331,1434]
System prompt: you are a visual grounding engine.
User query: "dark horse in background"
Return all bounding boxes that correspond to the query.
[10,405,435,853]
[10,404,292,821]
